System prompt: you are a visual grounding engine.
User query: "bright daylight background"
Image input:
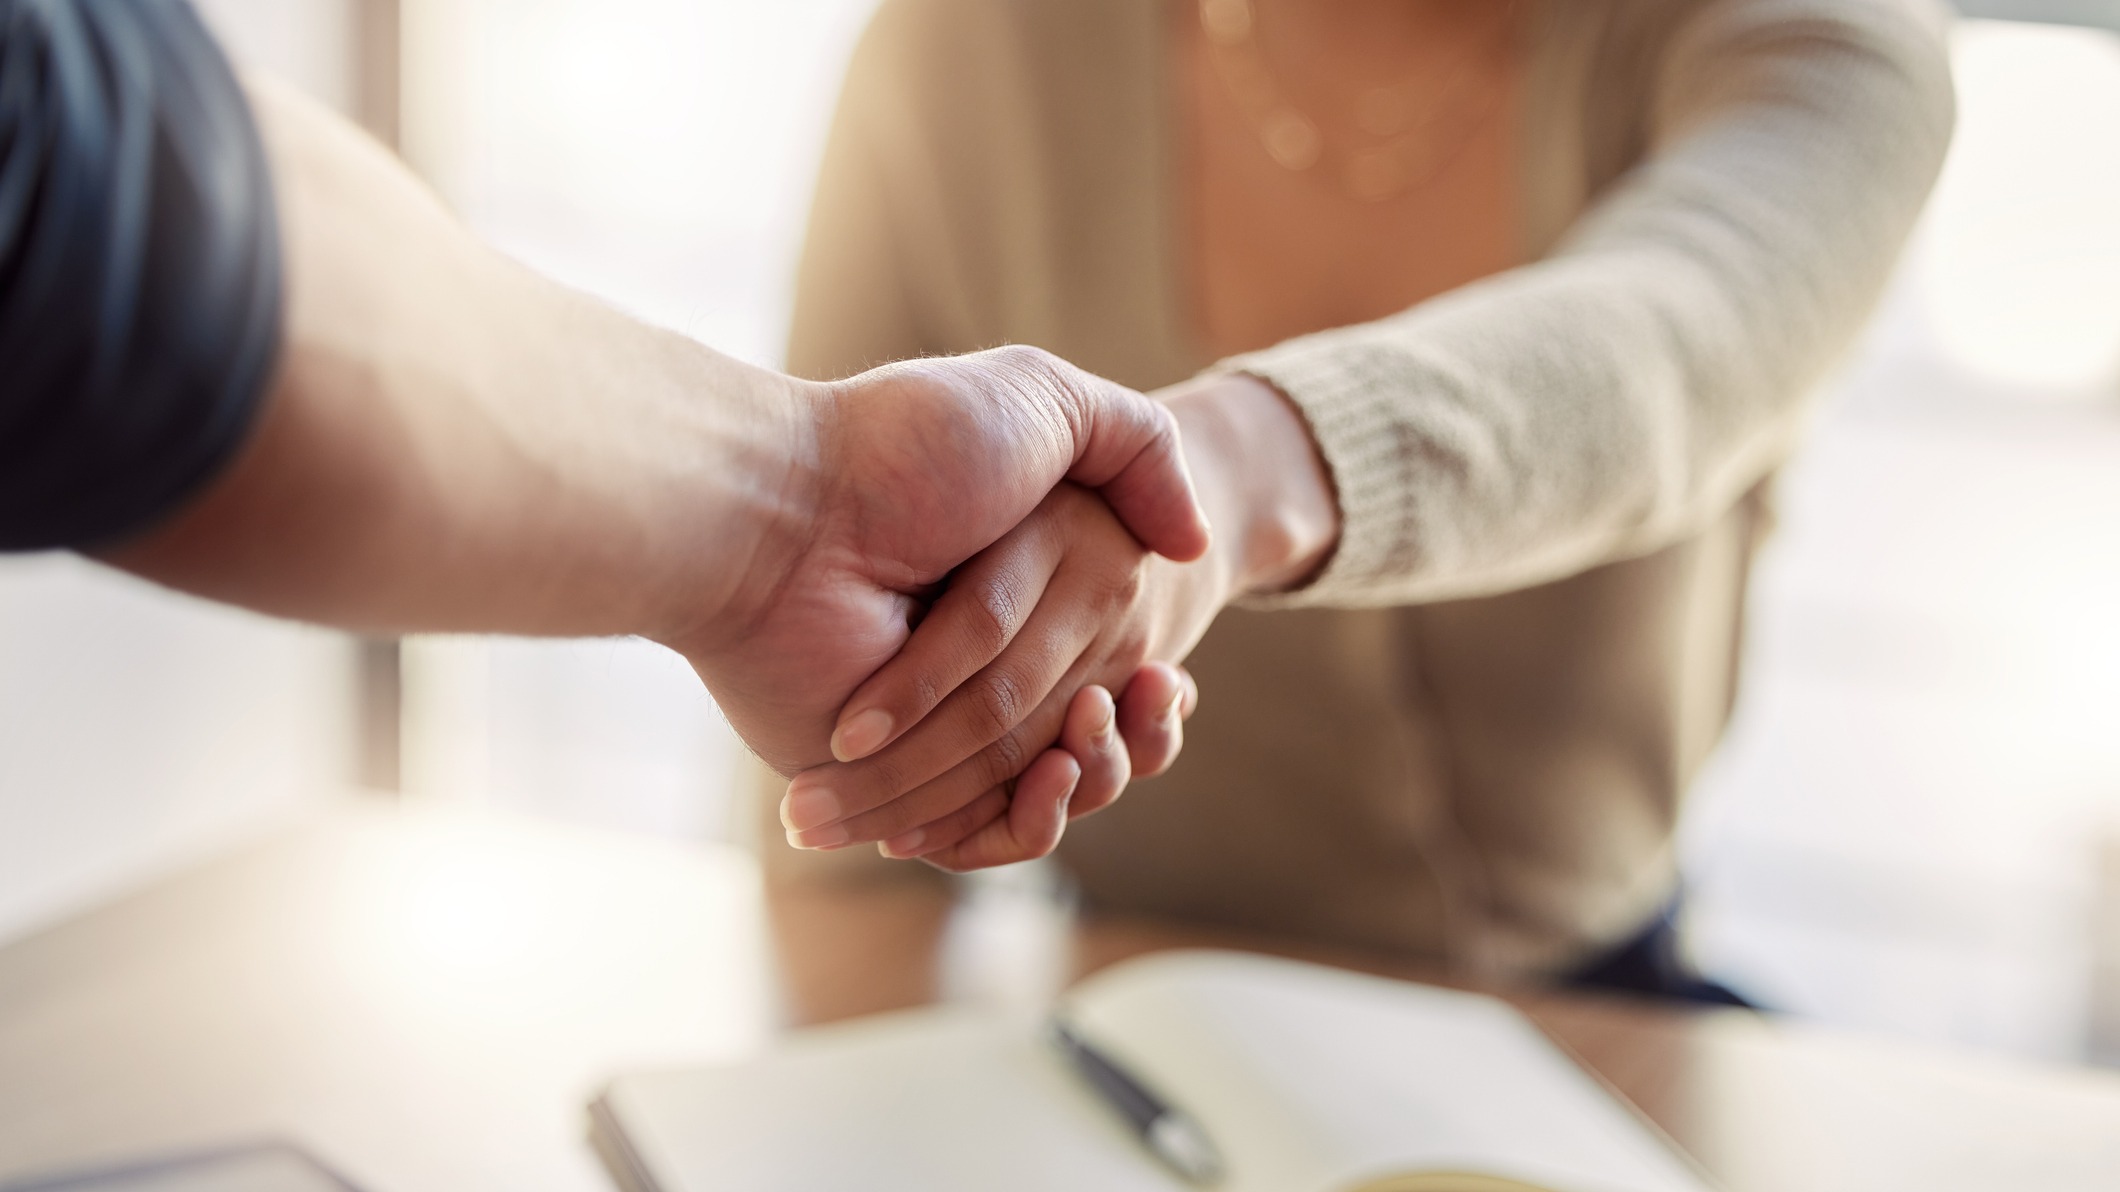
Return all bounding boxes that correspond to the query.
[0,0,2116,1068]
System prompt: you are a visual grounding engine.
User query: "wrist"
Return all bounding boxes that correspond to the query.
[635,345,829,655]
[1159,372,1339,600]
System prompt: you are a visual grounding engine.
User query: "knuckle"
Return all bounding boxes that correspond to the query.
[906,669,944,718]
[1104,565,1145,610]
[989,345,1084,414]
[993,343,1059,376]
[966,581,1020,658]
[967,669,1026,742]
[979,728,1032,788]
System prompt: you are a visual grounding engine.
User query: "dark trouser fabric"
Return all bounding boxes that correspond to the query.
[1565,899,1758,1009]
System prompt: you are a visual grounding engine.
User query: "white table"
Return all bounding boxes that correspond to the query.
[0,803,769,1191]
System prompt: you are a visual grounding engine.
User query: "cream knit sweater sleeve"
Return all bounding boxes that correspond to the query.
[1231,0,1956,609]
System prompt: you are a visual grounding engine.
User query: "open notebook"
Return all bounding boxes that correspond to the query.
[591,950,1714,1192]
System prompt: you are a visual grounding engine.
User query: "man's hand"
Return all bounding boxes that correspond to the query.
[667,345,1211,783]
[78,78,1212,809]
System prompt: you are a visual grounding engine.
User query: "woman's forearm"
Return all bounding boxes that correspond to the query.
[100,79,819,642]
[1213,0,1952,609]
[1158,372,1340,602]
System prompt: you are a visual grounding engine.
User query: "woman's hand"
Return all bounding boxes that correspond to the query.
[778,371,1341,870]
[888,662,1201,872]
[777,481,1233,864]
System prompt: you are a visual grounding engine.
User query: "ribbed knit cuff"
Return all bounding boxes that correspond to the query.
[1215,338,1420,611]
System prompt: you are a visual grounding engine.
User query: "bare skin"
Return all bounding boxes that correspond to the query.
[790,372,1338,868]
[98,79,1216,800]
[1186,0,1524,357]
[784,0,1522,868]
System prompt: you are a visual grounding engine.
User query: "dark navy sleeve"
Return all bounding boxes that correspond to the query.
[0,0,282,550]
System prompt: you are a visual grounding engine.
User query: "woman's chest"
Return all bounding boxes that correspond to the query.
[1175,2,1530,359]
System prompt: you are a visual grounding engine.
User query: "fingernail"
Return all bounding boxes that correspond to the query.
[831,708,894,762]
[1161,686,1183,720]
[880,826,926,858]
[789,822,851,850]
[780,781,844,832]
[1091,697,1117,745]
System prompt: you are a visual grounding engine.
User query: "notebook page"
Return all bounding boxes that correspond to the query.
[1068,952,1711,1192]
[601,1010,1188,1192]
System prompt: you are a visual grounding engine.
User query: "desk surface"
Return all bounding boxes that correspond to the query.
[0,804,773,1191]
[2,805,2118,1191]
[1064,916,2120,1192]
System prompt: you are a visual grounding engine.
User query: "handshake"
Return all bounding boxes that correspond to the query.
[201,40,1306,880]
[661,345,1333,873]
[70,80,1332,867]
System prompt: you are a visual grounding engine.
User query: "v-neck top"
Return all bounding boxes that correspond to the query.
[768,0,1955,976]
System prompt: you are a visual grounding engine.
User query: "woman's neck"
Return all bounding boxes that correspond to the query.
[1181,0,1527,357]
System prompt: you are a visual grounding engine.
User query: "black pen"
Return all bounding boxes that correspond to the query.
[1049,1017,1225,1186]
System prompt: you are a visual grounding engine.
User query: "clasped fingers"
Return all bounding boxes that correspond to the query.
[884,665,1199,872]
[780,486,1167,852]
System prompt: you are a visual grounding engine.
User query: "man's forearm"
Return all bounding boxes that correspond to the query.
[101,80,817,642]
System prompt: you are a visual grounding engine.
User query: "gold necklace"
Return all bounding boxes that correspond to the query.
[1198,0,1520,202]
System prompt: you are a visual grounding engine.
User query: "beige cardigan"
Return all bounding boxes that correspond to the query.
[766,0,1955,978]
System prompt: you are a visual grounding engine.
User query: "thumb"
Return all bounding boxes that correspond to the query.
[990,346,1212,562]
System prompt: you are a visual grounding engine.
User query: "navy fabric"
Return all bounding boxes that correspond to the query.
[1564,899,1760,1009]
[0,0,281,550]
